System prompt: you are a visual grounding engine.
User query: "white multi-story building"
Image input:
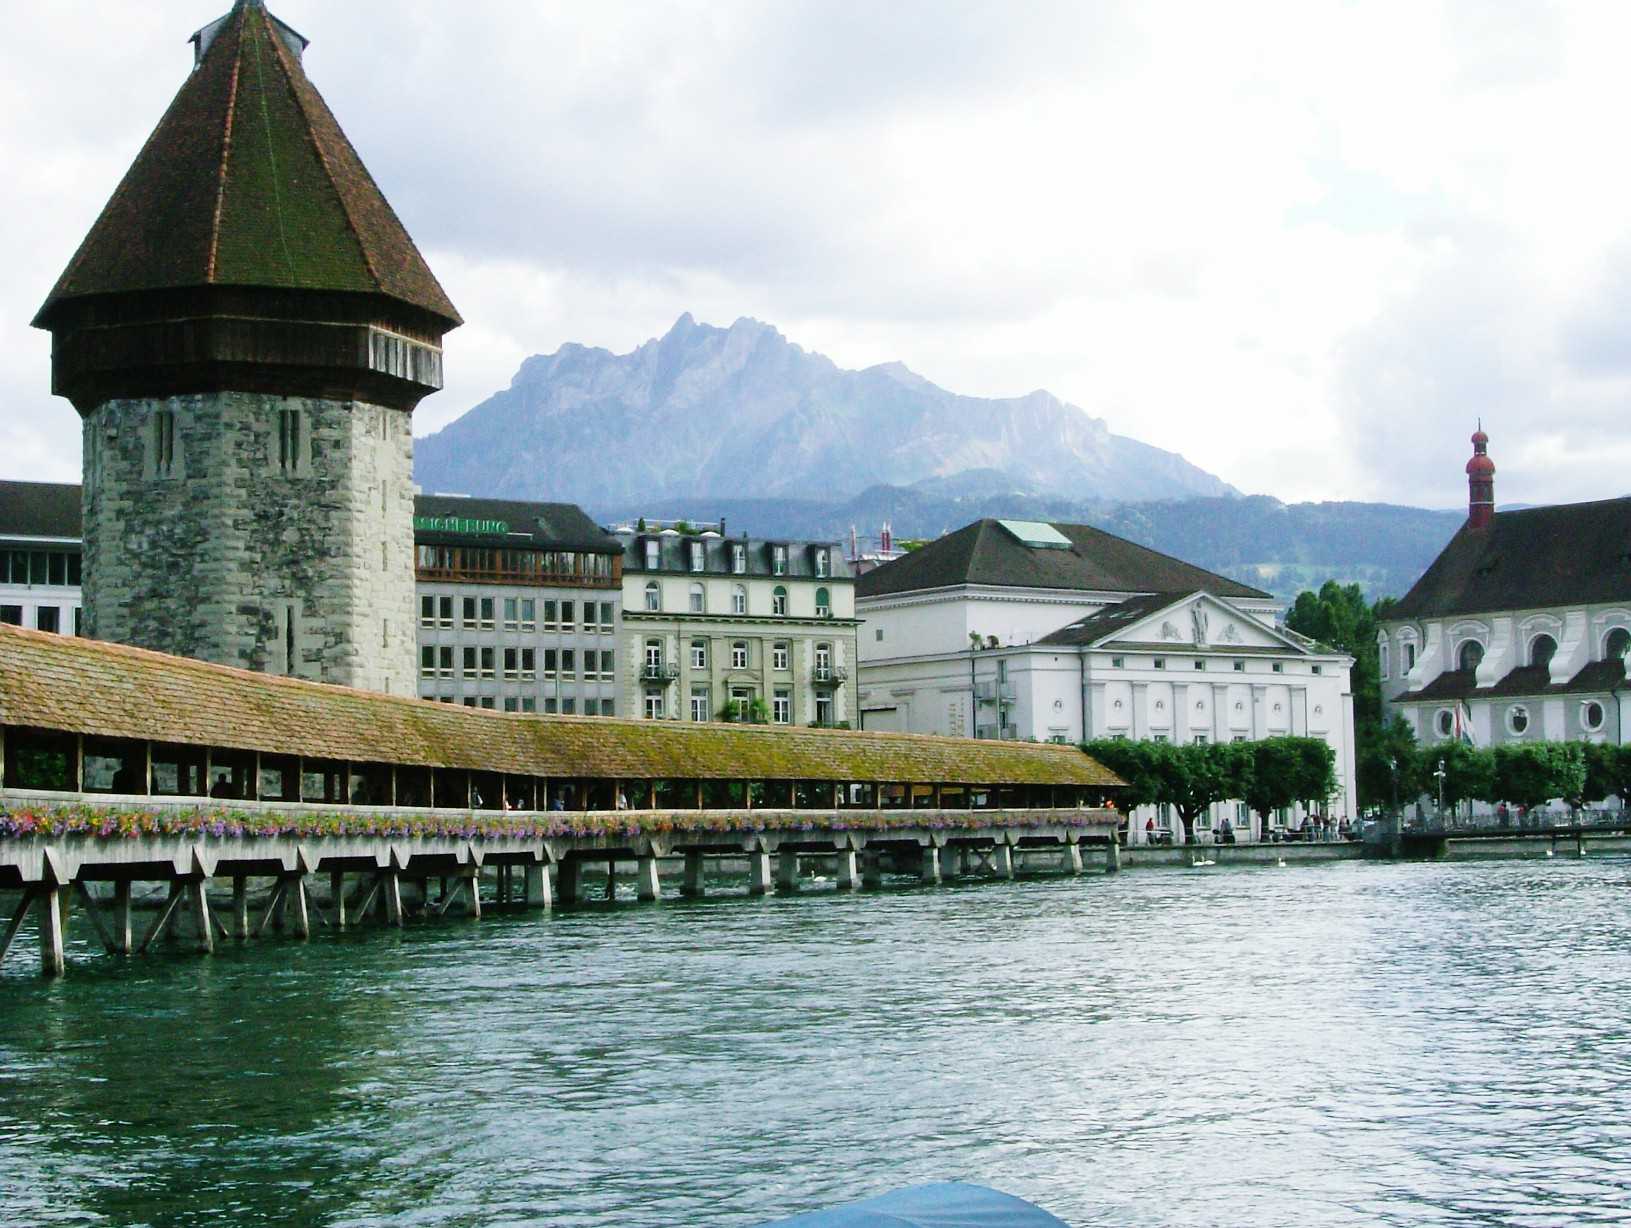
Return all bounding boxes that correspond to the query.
[414,496,623,714]
[0,481,83,637]
[617,523,858,726]
[857,518,1357,837]
[1382,429,1630,754]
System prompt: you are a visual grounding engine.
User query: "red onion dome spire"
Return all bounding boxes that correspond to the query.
[1466,422,1495,529]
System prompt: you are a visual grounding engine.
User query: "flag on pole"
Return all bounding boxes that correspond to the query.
[1453,701,1478,747]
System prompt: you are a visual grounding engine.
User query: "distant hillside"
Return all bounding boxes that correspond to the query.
[590,489,1464,604]
[415,314,1236,505]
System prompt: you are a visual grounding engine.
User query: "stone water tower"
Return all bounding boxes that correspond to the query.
[33,0,460,697]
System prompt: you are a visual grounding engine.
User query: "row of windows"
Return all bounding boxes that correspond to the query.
[417,545,619,585]
[0,604,81,635]
[1384,627,1629,680]
[642,581,833,618]
[419,595,616,633]
[1108,655,1299,675]
[429,694,617,716]
[644,639,837,673]
[419,646,616,680]
[0,549,81,588]
[642,685,838,724]
[1434,699,1608,739]
[643,539,830,578]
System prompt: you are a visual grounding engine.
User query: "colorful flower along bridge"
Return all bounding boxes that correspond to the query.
[0,625,1123,976]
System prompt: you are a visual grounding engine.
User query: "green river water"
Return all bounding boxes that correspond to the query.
[2,857,1629,1227]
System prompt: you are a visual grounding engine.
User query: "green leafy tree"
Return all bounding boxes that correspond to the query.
[1581,743,1631,808]
[1493,743,1585,810]
[1081,738,1162,811]
[1428,743,1496,811]
[1242,738,1304,829]
[1150,742,1238,842]
[1357,717,1424,811]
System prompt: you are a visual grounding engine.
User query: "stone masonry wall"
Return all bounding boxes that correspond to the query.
[81,391,417,697]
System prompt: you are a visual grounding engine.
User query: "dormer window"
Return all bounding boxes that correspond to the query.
[731,543,746,574]
[771,544,788,575]
[814,548,829,578]
[643,539,659,570]
[689,541,705,572]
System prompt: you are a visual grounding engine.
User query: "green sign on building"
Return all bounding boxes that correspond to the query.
[414,515,510,537]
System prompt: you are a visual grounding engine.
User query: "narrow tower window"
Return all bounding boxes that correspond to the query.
[278,408,303,474]
[284,603,298,677]
[153,410,177,477]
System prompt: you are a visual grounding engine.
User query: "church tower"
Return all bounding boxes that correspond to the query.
[1466,424,1495,530]
[33,0,459,696]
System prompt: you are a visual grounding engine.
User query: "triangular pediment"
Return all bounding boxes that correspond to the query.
[1101,592,1304,653]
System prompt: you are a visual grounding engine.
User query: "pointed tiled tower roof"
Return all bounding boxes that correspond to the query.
[34,0,459,329]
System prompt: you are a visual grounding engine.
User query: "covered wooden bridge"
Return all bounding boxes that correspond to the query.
[0,625,1123,976]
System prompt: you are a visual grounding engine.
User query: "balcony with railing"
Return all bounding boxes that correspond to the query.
[640,661,680,683]
[812,664,849,687]
[976,680,1016,704]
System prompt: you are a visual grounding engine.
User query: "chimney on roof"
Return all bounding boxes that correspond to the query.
[1466,422,1495,530]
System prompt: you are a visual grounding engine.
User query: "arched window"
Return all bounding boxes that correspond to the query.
[644,581,660,612]
[772,585,788,616]
[644,639,663,669]
[1458,640,1484,672]
[688,582,705,614]
[1607,627,1630,660]
[1378,638,1390,680]
[1436,709,1454,738]
[1529,633,1557,669]
[815,586,831,618]
[731,585,747,615]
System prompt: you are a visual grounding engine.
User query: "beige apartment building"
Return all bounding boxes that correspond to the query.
[616,523,858,726]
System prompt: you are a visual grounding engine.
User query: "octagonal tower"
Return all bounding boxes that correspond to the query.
[33,0,460,696]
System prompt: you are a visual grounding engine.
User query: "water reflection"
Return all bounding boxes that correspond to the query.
[3,859,1630,1226]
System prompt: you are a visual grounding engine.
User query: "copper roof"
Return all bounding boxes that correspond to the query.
[34,2,459,329]
[0,625,1120,787]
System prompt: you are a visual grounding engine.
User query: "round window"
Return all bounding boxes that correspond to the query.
[1436,709,1454,737]
[1507,705,1530,735]
[1583,701,1605,731]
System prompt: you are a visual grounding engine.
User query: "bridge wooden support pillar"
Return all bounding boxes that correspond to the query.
[681,851,706,898]
[920,845,941,886]
[185,877,214,954]
[776,849,800,893]
[636,855,661,902]
[1104,837,1121,874]
[941,846,963,878]
[230,877,248,941]
[330,871,348,930]
[748,851,773,895]
[383,870,405,925]
[113,881,134,952]
[39,883,66,978]
[834,849,859,891]
[861,850,884,888]
[992,843,1014,881]
[1576,830,1586,859]
[1064,839,1083,875]
[524,863,552,910]
[462,866,483,918]
[556,859,581,906]
[285,874,311,938]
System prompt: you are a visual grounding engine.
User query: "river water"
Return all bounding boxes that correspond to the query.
[2,857,1630,1227]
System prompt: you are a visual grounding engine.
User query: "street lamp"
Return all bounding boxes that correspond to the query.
[1388,755,1399,817]
[1434,757,1447,821]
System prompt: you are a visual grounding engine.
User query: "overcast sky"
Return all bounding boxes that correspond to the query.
[4,0,1630,507]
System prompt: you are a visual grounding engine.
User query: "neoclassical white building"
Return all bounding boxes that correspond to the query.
[857,519,1358,838]
[1382,429,1631,753]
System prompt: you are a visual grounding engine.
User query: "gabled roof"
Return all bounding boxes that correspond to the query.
[1035,589,1322,654]
[0,482,82,541]
[0,624,1120,787]
[1399,659,1626,703]
[856,519,1268,601]
[414,496,620,554]
[1392,498,1631,620]
[34,1,459,329]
